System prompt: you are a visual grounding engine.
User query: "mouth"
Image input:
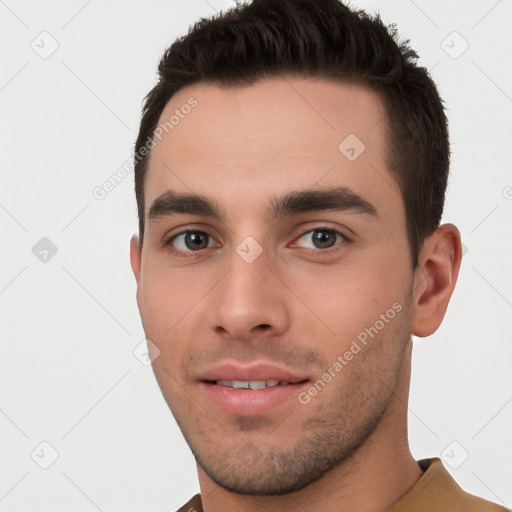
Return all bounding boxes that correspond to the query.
[198,368,310,416]
[206,379,308,389]
[196,362,311,416]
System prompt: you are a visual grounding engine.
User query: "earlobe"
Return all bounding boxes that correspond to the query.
[130,234,144,315]
[411,224,463,338]
[130,234,142,285]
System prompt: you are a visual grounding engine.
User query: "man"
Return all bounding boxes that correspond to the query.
[129,0,506,510]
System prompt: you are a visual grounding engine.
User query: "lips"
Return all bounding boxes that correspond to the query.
[197,362,310,416]
[197,362,308,384]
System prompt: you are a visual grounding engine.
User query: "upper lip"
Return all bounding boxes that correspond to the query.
[197,362,310,383]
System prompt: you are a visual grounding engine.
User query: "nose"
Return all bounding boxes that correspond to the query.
[207,245,290,343]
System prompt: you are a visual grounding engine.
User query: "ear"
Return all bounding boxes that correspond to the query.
[411,223,463,338]
[130,234,142,312]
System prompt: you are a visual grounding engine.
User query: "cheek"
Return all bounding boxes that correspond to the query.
[140,264,206,334]
[288,257,409,351]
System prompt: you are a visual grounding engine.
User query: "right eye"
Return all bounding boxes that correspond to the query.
[164,230,221,254]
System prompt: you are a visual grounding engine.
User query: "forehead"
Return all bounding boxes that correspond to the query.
[145,77,401,221]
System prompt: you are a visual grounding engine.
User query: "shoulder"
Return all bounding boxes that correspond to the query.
[175,493,202,512]
[389,458,509,512]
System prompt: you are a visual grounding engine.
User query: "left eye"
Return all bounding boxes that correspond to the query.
[293,228,346,250]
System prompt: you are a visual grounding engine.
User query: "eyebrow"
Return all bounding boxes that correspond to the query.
[148,186,378,224]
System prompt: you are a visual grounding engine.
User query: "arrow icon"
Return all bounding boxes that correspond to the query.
[440,31,469,60]
[32,237,58,262]
[30,31,60,60]
[236,236,263,263]
[31,441,59,469]
[441,441,469,469]
[133,338,161,366]
[338,134,365,161]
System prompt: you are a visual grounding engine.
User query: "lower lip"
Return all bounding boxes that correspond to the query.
[199,381,308,416]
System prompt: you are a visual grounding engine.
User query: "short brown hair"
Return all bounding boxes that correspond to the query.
[134,0,450,268]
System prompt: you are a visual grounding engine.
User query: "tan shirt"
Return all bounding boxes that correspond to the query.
[176,458,509,512]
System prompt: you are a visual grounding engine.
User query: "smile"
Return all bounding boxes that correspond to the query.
[213,379,300,389]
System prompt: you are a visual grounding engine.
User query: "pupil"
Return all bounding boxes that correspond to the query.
[313,230,336,248]
[186,232,207,250]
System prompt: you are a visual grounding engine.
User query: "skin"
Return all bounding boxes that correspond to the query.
[130,77,462,512]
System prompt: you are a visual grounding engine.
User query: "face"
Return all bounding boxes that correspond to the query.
[131,77,416,495]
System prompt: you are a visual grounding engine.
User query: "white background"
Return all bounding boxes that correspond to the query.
[1,0,511,510]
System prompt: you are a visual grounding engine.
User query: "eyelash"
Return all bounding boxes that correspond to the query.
[163,227,350,257]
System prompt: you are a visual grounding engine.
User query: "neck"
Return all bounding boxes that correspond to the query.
[198,340,423,512]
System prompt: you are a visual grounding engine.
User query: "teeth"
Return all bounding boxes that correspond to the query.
[249,380,266,390]
[215,379,291,389]
[232,380,249,389]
